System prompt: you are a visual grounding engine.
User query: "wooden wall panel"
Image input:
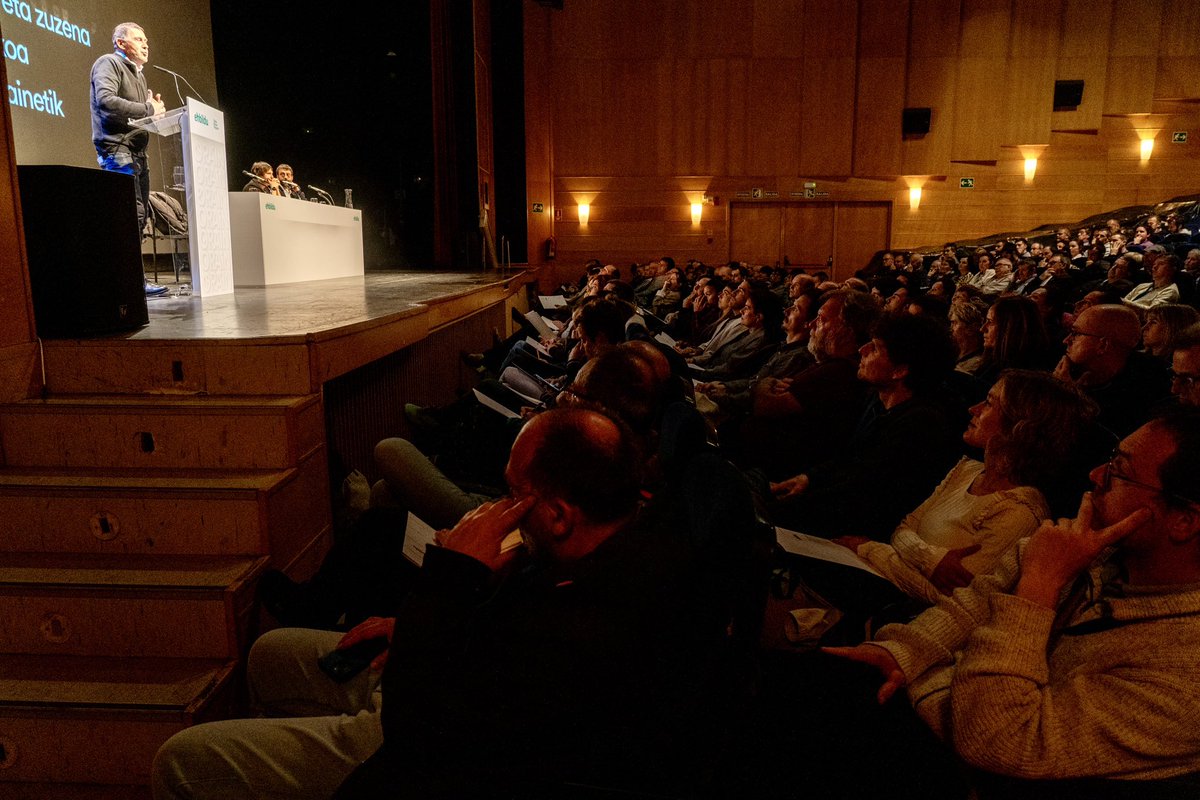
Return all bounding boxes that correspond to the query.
[1156,0,1200,99]
[683,0,755,57]
[753,0,805,55]
[907,0,961,56]
[853,0,908,176]
[902,55,957,176]
[859,0,908,57]
[1052,0,1111,131]
[834,202,891,279]
[782,204,835,265]
[799,57,857,175]
[802,0,859,56]
[533,0,1200,276]
[524,3,554,278]
[950,0,1011,161]
[854,58,907,175]
[748,60,805,176]
[730,204,782,265]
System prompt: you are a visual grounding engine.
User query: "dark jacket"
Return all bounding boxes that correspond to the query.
[89,52,152,155]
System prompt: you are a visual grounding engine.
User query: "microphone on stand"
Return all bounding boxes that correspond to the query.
[152,64,205,106]
[308,185,335,204]
[242,169,268,185]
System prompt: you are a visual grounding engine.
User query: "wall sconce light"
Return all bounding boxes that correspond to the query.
[1024,157,1038,182]
[691,202,703,226]
[1140,137,1155,162]
[578,203,589,226]
[908,186,922,211]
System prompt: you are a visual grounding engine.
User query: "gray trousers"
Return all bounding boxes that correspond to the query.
[151,628,383,800]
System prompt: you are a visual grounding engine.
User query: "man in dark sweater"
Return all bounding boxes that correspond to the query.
[770,312,963,541]
[90,21,168,295]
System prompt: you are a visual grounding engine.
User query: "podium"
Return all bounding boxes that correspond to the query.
[131,98,235,296]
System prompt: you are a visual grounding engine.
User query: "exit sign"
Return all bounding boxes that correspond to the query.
[531,203,544,213]
[1173,131,1188,144]
[960,177,975,189]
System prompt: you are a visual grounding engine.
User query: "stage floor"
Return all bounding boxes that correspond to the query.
[137,267,526,341]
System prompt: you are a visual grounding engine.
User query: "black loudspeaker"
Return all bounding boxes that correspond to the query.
[901,107,932,136]
[18,165,149,338]
[1053,80,1085,110]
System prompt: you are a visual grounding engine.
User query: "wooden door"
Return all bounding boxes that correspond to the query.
[729,204,782,266]
[782,203,835,268]
[834,203,891,280]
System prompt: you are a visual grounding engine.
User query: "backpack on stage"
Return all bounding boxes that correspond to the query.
[148,190,187,236]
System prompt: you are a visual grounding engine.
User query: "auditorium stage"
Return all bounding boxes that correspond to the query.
[39,268,537,396]
[136,270,528,341]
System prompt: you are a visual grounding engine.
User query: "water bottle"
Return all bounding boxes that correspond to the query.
[344,189,353,209]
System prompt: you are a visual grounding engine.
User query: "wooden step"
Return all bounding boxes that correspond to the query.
[40,338,314,396]
[0,448,331,565]
[0,554,266,658]
[0,394,324,470]
[0,655,236,785]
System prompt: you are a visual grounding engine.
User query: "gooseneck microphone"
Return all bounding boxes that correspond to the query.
[152,64,206,106]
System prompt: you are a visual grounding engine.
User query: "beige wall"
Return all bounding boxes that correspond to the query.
[524,0,1200,281]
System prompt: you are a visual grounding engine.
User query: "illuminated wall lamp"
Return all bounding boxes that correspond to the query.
[691,202,703,226]
[578,203,590,226]
[908,186,922,211]
[1024,157,1038,182]
[1140,138,1155,162]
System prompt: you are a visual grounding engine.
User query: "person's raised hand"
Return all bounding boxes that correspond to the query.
[770,473,810,501]
[1016,492,1151,608]
[435,495,534,571]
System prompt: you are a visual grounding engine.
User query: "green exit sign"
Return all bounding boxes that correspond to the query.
[1172,131,1188,144]
[531,203,544,213]
[960,177,975,189]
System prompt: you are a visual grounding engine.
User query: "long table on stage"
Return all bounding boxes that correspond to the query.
[228,193,365,286]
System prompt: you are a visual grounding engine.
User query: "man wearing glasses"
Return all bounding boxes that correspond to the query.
[1169,324,1200,408]
[1054,304,1170,436]
[829,407,1200,790]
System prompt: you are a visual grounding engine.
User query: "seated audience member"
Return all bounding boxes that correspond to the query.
[1073,256,1133,302]
[1170,323,1200,408]
[650,266,685,318]
[729,289,880,479]
[242,160,281,195]
[841,370,1097,608]
[695,291,815,419]
[1124,253,1182,311]
[1141,303,1200,363]
[1006,259,1039,295]
[974,295,1052,386]
[979,257,1013,295]
[157,408,737,800]
[667,276,723,342]
[334,407,741,798]
[827,407,1200,790]
[769,312,962,541]
[1055,304,1171,437]
[949,298,988,374]
[681,279,746,355]
[689,283,782,379]
[259,346,673,630]
[276,163,306,200]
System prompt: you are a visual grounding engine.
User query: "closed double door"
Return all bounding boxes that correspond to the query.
[729,201,890,280]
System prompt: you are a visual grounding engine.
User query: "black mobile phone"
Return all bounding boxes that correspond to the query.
[317,636,389,683]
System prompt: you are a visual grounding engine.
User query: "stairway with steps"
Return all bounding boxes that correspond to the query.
[0,381,332,791]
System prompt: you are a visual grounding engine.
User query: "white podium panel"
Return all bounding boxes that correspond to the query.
[228,193,365,286]
[182,99,235,296]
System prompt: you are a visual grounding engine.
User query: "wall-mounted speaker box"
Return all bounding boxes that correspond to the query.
[902,107,932,136]
[1053,80,1085,110]
[17,165,149,338]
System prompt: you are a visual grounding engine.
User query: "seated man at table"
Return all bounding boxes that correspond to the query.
[276,163,306,200]
[242,160,281,195]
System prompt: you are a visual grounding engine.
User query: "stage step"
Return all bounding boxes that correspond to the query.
[0,394,324,470]
[0,451,331,566]
[0,655,236,785]
[0,553,267,659]
[40,338,315,396]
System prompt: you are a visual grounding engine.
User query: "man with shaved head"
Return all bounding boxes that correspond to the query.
[1055,304,1171,436]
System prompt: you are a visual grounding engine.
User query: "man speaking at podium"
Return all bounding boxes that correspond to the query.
[89,22,169,296]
